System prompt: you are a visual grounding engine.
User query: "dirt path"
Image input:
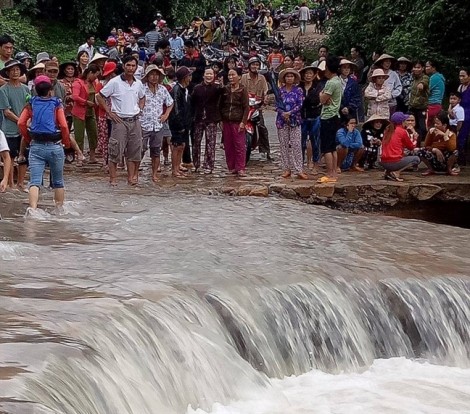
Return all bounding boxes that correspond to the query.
[280,22,325,54]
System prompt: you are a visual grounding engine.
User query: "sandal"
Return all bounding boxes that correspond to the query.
[421,170,435,176]
[316,176,337,184]
[385,171,404,182]
[447,170,459,176]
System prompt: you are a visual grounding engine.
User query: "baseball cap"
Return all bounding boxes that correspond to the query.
[176,66,193,82]
[34,75,52,86]
[390,112,410,125]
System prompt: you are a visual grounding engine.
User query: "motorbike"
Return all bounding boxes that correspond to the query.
[245,94,263,163]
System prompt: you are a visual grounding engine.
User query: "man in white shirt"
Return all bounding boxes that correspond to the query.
[0,129,11,192]
[97,55,146,186]
[78,35,95,60]
[299,2,310,35]
[140,65,174,182]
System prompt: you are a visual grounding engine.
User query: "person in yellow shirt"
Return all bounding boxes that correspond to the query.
[202,21,213,44]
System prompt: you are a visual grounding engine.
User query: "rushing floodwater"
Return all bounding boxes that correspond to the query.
[1,181,470,414]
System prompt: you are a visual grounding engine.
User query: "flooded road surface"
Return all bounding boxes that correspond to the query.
[1,180,470,413]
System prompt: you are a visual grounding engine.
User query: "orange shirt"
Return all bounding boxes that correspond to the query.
[424,129,457,152]
[267,53,284,70]
[18,103,71,148]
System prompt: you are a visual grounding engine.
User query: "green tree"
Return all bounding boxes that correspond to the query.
[326,0,470,82]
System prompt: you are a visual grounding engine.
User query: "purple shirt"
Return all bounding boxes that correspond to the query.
[276,85,304,128]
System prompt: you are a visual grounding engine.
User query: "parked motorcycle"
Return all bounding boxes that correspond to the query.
[245,94,263,163]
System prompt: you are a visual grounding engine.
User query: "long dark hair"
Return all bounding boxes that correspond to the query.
[382,123,395,144]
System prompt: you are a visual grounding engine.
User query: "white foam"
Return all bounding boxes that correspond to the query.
[188,358,470,414]
[0,242,29,260]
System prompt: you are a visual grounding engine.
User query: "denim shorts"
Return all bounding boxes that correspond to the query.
[29,141,65,189]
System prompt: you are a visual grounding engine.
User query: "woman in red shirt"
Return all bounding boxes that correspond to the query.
[72,63,100,165]
[380,112,420,181]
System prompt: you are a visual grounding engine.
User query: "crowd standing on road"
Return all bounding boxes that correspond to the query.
[0,0,468,211]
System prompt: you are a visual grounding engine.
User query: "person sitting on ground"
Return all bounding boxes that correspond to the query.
[379,112,420,181]
[364,69,392,119]
[336,115,364,172]
[419,110,459,176]
[447,91,464,135]
[359,114,389,170]
[0,129,12,192]
[403,114,420,167]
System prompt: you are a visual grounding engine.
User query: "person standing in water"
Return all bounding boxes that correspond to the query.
[17,76,73,210]
[96,55,146,186]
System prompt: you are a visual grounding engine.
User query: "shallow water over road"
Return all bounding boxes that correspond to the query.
[1,181,469,413]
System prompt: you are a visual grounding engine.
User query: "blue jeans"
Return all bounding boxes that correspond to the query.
[29,141,65,188]
[301,117,321,162]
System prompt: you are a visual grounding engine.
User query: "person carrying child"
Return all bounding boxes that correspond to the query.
[18,75,83,210]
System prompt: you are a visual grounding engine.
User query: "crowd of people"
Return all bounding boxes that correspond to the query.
[0,2,469,210]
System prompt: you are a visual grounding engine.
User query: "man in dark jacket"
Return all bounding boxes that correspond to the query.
[169,66,192,177]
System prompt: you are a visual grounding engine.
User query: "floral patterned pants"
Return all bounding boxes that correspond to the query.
[278,125,303,174]
[97,116,109,167]
[193,122,218,170]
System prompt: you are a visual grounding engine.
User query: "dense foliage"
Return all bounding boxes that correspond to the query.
[326,0,470,83]
[10,0,233,34]
[0,9,82,62]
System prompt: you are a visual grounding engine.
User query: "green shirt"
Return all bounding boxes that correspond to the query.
[321,75,342,120]
[0,83,30,137]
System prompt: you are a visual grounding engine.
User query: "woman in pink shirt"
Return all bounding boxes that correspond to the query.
[380,112,420,181]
